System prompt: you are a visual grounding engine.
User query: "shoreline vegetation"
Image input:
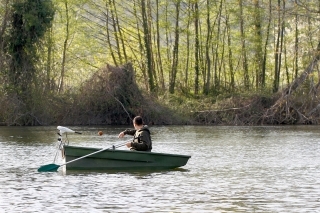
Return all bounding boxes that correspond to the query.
[1,57,320,126]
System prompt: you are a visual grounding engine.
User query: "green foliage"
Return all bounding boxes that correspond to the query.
[2,0,320,125]
[0,0,54,125]
[6,0,54,94]
[12,0,54,44]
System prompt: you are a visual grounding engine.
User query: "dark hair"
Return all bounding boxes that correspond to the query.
[133,116,143,125]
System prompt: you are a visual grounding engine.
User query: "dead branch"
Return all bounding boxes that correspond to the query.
[262,42,320,124]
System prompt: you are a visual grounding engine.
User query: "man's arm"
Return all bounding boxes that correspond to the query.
[124,129,136,136]
[119,129,136,138]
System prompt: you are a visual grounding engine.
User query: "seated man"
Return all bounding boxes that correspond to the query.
[118,116,152,151]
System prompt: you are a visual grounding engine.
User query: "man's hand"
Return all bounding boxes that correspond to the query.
[126,141,132,148]
[118,131,125,138]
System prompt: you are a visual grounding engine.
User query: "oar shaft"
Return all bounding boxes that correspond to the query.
[60,141,128,167]
[38,140,130,172]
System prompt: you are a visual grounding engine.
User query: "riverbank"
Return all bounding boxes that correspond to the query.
[1,63,319,126]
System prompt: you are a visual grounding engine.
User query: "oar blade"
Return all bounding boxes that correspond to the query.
[38,163,60,172]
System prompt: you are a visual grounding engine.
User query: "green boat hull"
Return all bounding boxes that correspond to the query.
[63,145,191,171]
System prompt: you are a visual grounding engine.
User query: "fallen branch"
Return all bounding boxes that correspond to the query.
[192,103,251,113]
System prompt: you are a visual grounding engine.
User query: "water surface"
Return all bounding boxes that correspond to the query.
[0,125,320,212]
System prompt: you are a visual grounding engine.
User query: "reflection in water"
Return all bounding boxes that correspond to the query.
[63,167,189,177]
[1,125,320,212]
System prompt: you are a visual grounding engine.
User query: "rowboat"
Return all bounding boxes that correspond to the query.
[37,126,191,172]
[63,145,191,171]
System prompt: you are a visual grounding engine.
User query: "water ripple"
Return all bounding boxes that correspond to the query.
[1,126,320,212]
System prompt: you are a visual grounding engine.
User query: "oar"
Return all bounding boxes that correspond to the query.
[37,141,128,172]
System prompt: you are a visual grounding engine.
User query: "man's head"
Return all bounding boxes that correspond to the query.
[133,116,143,128]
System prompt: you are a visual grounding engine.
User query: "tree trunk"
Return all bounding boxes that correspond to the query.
[294,0,299,79]
[273,0,285,93]
[132,1,148,90]
[111,0,127,63]
[105,2,117,66]
[59,0,69,93]
[140,0,155,92]
[147,0,157,89]
[108,0,122,64]
[239,0,249,90]
[46,27,53,92]
[213,0,223,94]
[155,0,165,90]
[261,0,272,89]
[0,0,9,75]
[203,0,211,95]
[184,1,191,91]
[226,13,235,92]
[169,1,180,94]
[193,1,200,95]
[253,0,263,89]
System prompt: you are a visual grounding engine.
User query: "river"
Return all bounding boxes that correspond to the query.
[0,125,319,212]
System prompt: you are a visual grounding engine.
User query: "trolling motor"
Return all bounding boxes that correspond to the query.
[54,126,82,162]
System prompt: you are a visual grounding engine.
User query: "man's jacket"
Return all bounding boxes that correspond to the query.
[124,126,152,151]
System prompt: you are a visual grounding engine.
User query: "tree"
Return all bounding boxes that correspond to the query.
[140,0,156,92]
[6,0,54,95]
[155,0,165,91]
[261,0,272,90]
[239,0,249,90]
[203,0,212,95]
[212,0,223,94]
[169,0,181,94]
[58,0,69,93]
[253,0,264,89]
[0,0,10,79]
[273,0,285,93]
[193,1,200,95]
